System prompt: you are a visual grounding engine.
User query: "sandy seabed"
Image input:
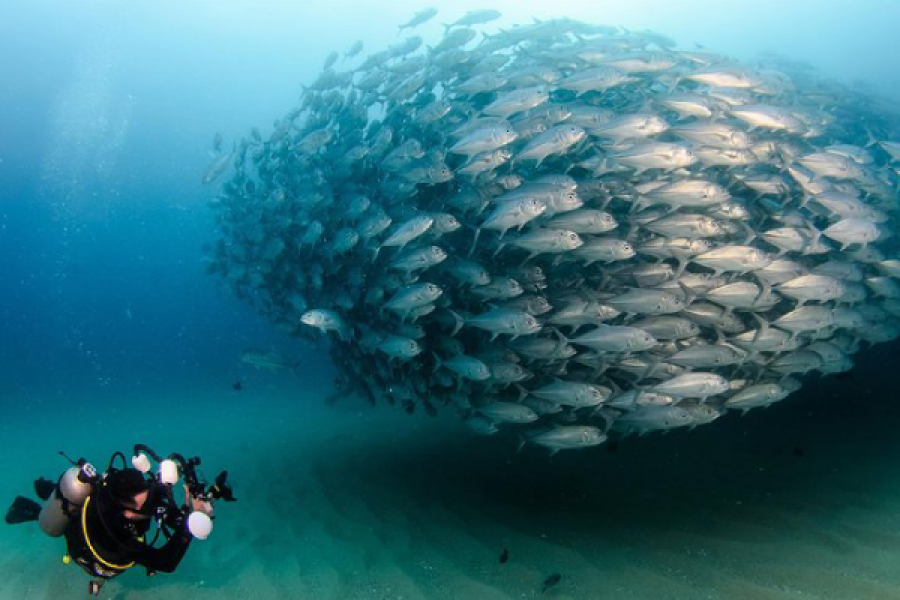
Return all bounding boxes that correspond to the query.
[2,373,900,600]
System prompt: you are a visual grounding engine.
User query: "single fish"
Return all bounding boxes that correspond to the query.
[240,350,300,373]
[541,573,562,593]
[398,7,438,32]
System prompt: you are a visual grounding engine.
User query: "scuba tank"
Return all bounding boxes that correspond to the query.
[39,463,97,537]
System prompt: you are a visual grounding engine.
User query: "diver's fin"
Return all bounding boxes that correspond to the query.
[5,496,42,524]
[34,477,55,501]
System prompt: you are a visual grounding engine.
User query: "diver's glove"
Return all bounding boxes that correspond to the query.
[179,483,214,540]
[191,495,215,519]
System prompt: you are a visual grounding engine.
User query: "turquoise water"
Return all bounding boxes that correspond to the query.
[4,360,900,598]
[3,1,900,598]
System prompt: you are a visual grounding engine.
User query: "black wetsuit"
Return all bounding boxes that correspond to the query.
[64,493,192,579]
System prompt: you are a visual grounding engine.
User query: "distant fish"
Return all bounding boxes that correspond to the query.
[444,9,502,30]
[232,381,243,391]
[499,548,509,564]
[240,349,300,373]
[344,40,364,61]
[202,151,233,185]
[542,573,561,593]
[323,50,339,70]
[398,7,437,33]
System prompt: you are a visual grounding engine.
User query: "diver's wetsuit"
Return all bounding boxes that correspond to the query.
[64,492,192,579]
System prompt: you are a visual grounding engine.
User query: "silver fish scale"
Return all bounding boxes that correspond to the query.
[207,15,900,453]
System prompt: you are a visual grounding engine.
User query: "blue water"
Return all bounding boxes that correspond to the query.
[3,1,900,598]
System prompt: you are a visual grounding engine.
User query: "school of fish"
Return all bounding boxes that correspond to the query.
[205,10,900,454]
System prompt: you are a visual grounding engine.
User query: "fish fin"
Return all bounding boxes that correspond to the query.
[677,281,696,306]
[624,221,640,241]
[714,326,727,346]
[641,356,661,381]
[740,221,757,245]
[751,280,770,308]
[806,224,822,249]
[667,75,681,93]
[608,378,621,395]
[628,198,648,214]
[515,383,529,402]
[448,309,465,336]
[550,327,570,353]
[864,125,878,148]
[750,313,769,343]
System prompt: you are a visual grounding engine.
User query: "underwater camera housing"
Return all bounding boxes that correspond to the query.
[129,444,236,541]
[131,446,236,504]
[114,444,236,542]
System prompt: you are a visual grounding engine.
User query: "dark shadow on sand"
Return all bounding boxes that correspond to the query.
[271,343,900,553]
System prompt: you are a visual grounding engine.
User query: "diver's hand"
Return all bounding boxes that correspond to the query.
[191,495,215,519]
[182,484,215,518]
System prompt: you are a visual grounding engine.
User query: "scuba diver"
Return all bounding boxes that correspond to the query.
[5,444,235,596]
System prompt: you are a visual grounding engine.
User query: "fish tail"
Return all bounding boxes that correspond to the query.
[514,383,529,401]
[864,125,878,148]
[448,309,465,336]
[468,227,481,258]
[750,312,769,343]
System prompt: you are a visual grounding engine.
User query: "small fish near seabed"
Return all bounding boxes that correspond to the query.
[542,573,562,593]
